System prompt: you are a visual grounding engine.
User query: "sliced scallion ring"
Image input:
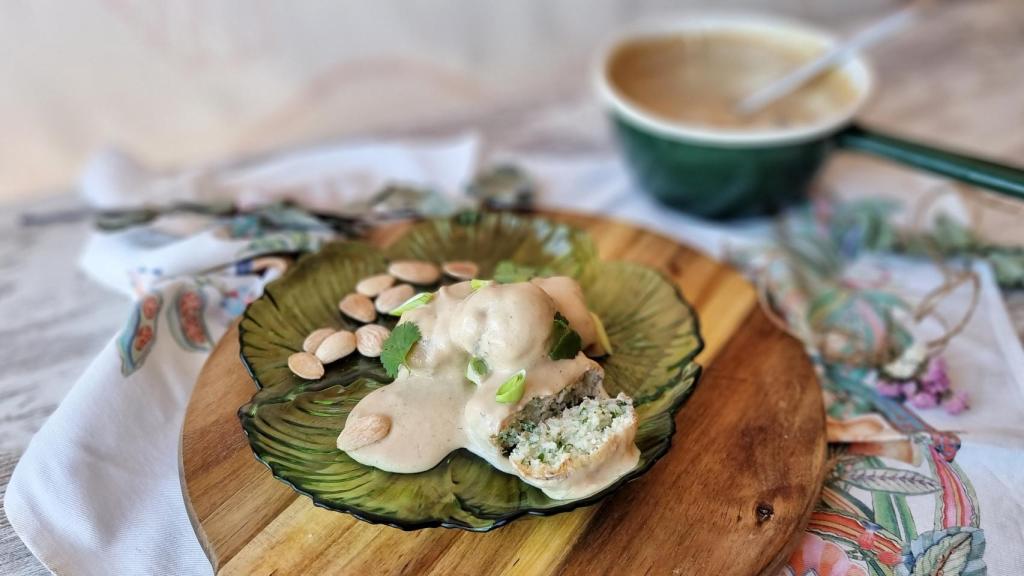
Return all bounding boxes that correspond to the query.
[389,292,434,316]
[495,369,526,404]
[470,279,492,291]
[466,356,489,385]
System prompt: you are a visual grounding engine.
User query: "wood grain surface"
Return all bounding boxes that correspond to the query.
[181,213,828,575]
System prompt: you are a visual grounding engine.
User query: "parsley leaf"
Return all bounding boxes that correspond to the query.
[493,260,537,283]
[493,260,555,284]
[380,322,422,378]
[548,312,582,360]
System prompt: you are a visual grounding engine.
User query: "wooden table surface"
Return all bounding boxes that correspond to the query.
[2,1,1023,574]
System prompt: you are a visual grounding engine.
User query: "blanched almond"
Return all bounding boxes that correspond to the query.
[250,256,291,275]
[315,330,356,363]
[375,284,415,314]
[288,352,324,380]
[337,414,391,451]
[355,324,390,357]
[302,328,336,353]
[339,293,376,323]
[388,260,440,285]
[442,261,479,280]
[356,274,395,297]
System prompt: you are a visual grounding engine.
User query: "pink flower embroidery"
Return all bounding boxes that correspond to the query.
[875,380,903,398]
[782,533,867,576]
[134,325,153,351]
[943,390,970,415]
[874,355,969,415]
[919,357,951,395]
[141,296,160,320]
[177,290,209,346]
[910,391,938,409]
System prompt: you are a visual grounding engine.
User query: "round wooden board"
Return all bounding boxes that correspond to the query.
[181,212,827,576]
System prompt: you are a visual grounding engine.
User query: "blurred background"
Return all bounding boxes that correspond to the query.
[2,0,1021,200]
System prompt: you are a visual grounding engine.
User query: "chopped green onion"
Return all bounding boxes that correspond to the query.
[389,292,434,316]
[470,278,492,290]
[495,369,526,404]
[466,356,489,385]
[589,311,613,355]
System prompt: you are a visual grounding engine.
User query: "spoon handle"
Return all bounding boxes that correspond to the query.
[737,6,918,116]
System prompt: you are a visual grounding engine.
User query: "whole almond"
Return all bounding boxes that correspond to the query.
[339,293,376,323]
[288,352,324,380]
[337,414,391,451]
[355,324,391,357]
[250,256,291,276]
[315,330,357,364]
[375,284,415,314]
[356,274,395,297]
[388,260,440,285]
[303,328,336,353]
[442,260,479,280]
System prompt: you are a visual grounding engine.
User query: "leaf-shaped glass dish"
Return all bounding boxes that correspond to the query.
[238,212,703,531]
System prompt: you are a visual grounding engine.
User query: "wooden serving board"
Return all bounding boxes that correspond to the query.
[181,213,827,575]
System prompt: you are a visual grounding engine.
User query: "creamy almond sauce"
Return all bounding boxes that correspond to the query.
[608,30,859,131]
[341,278,640,499]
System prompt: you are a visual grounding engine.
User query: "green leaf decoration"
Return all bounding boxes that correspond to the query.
[910,532,973,576]
[236,231,322,260]
[380,322,422,378]
[931,214,975,252]
[828,198,900,254]
[493,260,544,283]
[548,312,583,360]
[495,369,527,404]
[989,250,1024,287]
[843,466,941,495]
[466,165,534,211]
[908,528,986,576]
[237,212,703,530]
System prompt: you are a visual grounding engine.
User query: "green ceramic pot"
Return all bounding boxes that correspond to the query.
[596,16,1024,220]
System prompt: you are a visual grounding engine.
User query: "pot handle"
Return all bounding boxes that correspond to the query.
[836,124,1024,202]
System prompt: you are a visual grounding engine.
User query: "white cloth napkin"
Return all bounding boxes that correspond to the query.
[79,136,479,296]
[5,136,480,576]
[6,140,1024,575]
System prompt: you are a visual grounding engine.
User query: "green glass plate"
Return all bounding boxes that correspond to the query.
[238,212,703,531]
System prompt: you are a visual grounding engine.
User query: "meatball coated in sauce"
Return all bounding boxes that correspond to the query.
[341,275,636,500]
[530,276,597,347]
[400,282,473,372]
[449,282,555,368]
